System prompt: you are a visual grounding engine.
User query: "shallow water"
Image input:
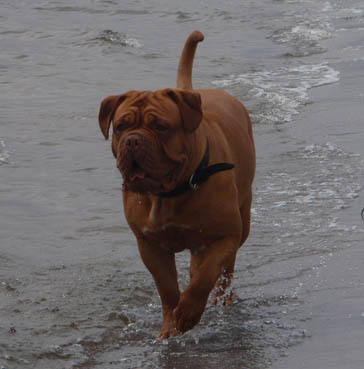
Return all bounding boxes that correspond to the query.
[1,1,364,368]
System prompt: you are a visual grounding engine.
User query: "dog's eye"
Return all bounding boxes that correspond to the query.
[153,123,169,133]
[115,122,128,132]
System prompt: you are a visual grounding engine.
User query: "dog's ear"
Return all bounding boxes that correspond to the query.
[165,89,202,132]
[98,94,127,140]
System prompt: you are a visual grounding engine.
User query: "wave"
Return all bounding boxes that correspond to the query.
[270,20,333,57]
[212,64,340,124]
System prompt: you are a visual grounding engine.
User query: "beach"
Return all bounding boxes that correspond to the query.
[1,1,364,368]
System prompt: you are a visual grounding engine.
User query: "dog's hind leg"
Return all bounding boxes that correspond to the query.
[239,191,253,246]
[211,192,253,305]
[211,255,237,306]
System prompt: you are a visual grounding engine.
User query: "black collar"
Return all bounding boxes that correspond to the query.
[157,139,234,198]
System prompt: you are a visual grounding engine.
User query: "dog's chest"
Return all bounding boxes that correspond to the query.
[126,194,210,252]
[142,223,206,253]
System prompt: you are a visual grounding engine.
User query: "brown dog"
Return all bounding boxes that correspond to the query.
[98,31,255,339]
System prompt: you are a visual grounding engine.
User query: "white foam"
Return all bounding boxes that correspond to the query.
[271,20,333,46]
[291,24,332,42]
[123,37,143,48]
[98,30,143,48]
[253,141,363,241]
[212,64,340,124]
[0,140,10,164]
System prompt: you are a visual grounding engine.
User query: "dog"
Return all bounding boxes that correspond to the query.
[98,31,255,338]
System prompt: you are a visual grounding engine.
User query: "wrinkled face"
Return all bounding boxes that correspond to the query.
[98,89,202,194]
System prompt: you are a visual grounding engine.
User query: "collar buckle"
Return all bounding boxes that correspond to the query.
[189,174,199,191]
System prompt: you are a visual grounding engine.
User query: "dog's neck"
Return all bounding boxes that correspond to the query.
[157,138,234,198]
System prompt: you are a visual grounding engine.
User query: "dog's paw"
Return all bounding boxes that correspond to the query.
[157,320,178,339]
[173,293,205,334]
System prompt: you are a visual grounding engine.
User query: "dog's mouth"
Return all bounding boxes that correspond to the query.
[122,159,180,194]
[129,160,146,182]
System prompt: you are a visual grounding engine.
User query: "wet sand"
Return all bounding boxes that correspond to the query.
[273,244,364,369]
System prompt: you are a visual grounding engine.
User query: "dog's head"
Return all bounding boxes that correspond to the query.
[98,89,202,194]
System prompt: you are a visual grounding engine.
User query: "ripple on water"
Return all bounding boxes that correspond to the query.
[94,30,143,48]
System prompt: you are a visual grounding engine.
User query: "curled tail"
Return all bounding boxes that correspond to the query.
[177,30,204,90]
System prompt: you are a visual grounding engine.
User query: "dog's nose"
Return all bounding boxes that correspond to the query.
[125,134,142,151]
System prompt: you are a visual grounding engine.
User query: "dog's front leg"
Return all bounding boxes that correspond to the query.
[174,237,238,334]
[136,237,180,339]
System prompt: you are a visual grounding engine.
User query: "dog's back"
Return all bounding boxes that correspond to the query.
[176,31,255,208]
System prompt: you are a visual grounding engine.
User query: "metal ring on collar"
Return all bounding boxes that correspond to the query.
[189,175,199,191]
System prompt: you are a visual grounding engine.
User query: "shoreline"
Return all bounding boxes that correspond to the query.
[272,45,364,369]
